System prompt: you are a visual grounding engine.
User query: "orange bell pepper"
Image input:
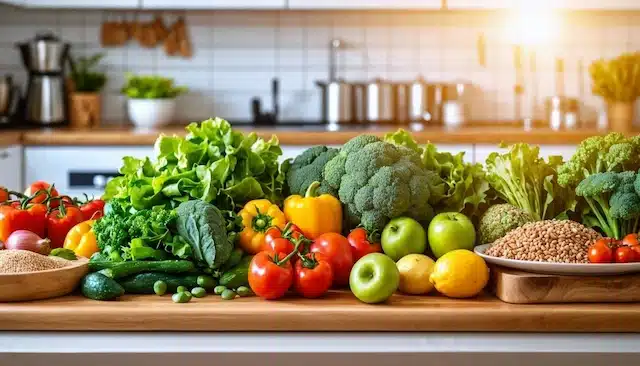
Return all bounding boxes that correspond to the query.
[238,199,286,254]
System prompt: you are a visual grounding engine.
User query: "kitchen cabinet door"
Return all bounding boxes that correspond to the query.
[288,0,441,9]
[141,0,285,9]
[0,146,23,191]
[24,0,139,7]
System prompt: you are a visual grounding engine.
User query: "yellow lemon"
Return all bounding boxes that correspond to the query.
[429,249,489,298]
[396,254,436,295]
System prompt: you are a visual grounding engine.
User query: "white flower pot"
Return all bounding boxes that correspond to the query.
[127,98,176,128]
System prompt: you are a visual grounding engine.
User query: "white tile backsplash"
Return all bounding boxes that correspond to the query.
[1,6,639,123]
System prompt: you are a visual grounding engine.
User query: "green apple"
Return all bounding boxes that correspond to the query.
[381,217,427,261]
[428,212,476,258]
[349,253,400,304]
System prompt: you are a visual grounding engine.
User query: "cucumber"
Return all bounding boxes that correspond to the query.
[219,255,253,289]
[81,273,125,301]
[118,272,200,294]
[88,260,195,279]
[221,248,244,272]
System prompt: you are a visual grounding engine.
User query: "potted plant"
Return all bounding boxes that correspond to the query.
[68,53,107,128]
[590,52,640,132]
[121,73,187,128]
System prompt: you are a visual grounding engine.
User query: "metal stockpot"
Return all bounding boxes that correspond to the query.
[407,79,443,123]
[316,80,354,125]
[365,79,395,123]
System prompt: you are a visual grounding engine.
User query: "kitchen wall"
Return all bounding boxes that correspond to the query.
[0,5,638,124]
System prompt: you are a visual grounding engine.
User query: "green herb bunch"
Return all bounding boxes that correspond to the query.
[70,53,107,93]
[121,73,188,99]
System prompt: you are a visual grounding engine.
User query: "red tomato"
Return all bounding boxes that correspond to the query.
[248,251,294,300]
[46,205,84,249]
[50,195,75,209]
[80,199,105,220]
[615,246,637,263]
[24,181,58,204]
[0,187,8,203]
[588,239,614,264]
[310,232,353,287]
[347,227,382,261]
[266,237,296,256]
[294,253,333,299]
[264,223,304,245]
[621,233,639,247]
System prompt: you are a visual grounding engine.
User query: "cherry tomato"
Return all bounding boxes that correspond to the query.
[46,204,84,249]
[266,237,296,256]
[347,227,382,261]
[264,223,304,245]
[24,181,58,204]
[80,199,105,220]
[50,195,75,209]
[621,233,639,247]
[615,246,637,263]
[248,251,294,300]
[294,253,333,299]
[310,232,353,287]
[588,239,614,264]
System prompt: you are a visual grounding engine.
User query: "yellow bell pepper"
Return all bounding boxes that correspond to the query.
[284,181,342,240]
[238,199,286,254]
[63,220,99,258]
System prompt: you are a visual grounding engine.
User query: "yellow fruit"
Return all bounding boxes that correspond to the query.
[396,254,435,295]
[429,249,489,298]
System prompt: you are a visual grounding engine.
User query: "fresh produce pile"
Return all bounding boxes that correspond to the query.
[4,120,640,305]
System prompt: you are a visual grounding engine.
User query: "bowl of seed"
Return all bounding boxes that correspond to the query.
[475,220,640,275]
[0,249,88,302]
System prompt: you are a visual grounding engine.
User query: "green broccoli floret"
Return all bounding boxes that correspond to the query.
[477,204,534,244]
[576,170,640,239]
[286,145,339,196]
[558,132,640,188]
[324,134,442,235]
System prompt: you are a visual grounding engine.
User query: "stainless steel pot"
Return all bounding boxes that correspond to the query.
[407,79,443,123]
[365,79,395,123]
[441,82,469,127]
[316,80,354,125]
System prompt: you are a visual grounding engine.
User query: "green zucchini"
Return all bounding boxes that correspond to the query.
[219,255,253,289]
[88,260,195,279]
[118,272,200,294]
[81,273,125,301]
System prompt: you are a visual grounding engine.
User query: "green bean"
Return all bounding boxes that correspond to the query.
[153,280,167,296]
[214,285,227,295]
[221,289,236,300]
[191,287,207,298]
[172,292,191,303]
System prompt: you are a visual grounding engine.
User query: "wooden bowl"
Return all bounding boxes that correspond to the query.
[0,257,89,302]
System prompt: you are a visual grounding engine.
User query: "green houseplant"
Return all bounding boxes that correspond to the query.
[121,74,187,128]
[68,53,108,128]
[590,52,640,132]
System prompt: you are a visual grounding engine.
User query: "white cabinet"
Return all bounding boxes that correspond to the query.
[141,0,285,9]
[447,0,640,9]
[23,0,139,7]
[288,0,441,9]
[473,144,577,165]
[0,145,23,191]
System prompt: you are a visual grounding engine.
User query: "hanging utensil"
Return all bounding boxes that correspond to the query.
[477,33,486,68]
[513,45,524,122]
[177,16,192,58]
[152,14,169,42]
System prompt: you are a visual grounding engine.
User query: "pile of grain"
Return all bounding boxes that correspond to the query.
[485,220,602,263]
[0,250,71,274]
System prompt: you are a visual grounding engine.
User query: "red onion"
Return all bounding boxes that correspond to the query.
[5,230,51,255]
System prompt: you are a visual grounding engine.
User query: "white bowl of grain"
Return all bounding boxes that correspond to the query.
[0,250,89,302]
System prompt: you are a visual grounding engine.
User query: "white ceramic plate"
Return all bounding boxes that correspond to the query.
[474,244,640,276]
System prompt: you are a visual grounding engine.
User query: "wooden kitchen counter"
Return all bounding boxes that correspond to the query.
[1,291,640,332]
[11,124,637,146]
[0,131,22,146]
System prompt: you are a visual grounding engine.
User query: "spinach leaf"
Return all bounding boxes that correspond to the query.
[176,200,232,269]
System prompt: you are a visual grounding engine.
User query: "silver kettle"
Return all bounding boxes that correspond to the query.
[16,32,70,125]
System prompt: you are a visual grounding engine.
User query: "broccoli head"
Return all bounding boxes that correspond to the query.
[286,145,339,196]
[477,204,534,244]
[323,134,442,234]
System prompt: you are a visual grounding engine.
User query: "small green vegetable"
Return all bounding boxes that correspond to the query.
[183,290,192,298]
[81,273,124,301]
[172,292,191,303]
[477,204,534,244]
[177,286,187,293]
[191,287,207,298]
[197,275,217,290]
[118,272,199,294]
[154,280,167,295]
[236,286,253,297]
[214,285,227,295]
[221,289,236,300]
[121,73,187,99]
[49,248,77,260]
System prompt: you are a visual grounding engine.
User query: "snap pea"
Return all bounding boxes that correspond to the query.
[197,275,217,290]
[214,285,227,295]
[153,280,167,296]
[221,289,236,300]
[172,292,191,303]
[191,287,207,298]
[236,286,253,297]
[176,286,187,293]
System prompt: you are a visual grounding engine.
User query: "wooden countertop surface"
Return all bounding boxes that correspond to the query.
[0,124,635,146]
[1,291,639,332]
